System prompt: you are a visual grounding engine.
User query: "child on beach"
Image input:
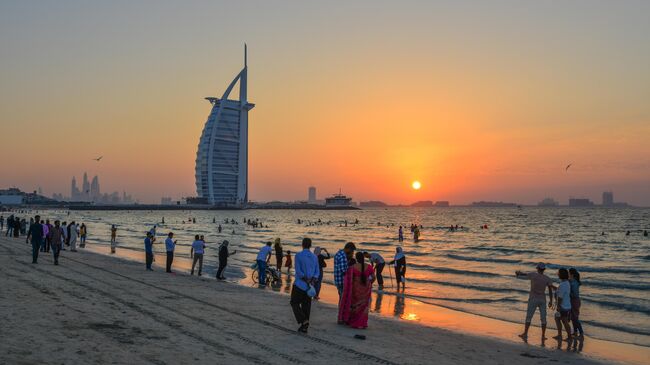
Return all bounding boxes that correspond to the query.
[110,225,117,253]
[285,250,292,273]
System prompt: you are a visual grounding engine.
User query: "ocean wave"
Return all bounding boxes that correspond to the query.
[407,294,521,305]
[408,263,501,277]
[446,254,522,264]
[467,246,542,255]
[535,262,650,275]
[406,277,527,294]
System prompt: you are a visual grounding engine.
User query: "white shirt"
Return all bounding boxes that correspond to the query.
[257,245,272,261]
[557,281,572,311]
[369,253,385,264]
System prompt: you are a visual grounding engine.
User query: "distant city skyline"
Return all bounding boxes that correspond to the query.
[1,1,648,205]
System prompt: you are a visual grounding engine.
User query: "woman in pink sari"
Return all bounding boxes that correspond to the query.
[338,251,375,328]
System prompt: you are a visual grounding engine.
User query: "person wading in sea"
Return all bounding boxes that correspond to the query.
[515,262,555,343]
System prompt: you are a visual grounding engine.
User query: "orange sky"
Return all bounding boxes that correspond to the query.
[1,1,649,205]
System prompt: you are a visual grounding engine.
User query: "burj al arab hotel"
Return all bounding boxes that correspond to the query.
[195,46,254,206]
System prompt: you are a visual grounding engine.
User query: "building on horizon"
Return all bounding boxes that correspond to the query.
[569,198,594,207]
[308,186,317,203]
[195,46,254,207]
[538,197,559,207]
[434,201,450,207]
[602,191,614,206]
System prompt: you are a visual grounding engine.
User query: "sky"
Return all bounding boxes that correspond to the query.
[1,0,649,205]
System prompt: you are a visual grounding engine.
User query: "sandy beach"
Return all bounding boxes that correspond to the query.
[0,235,628,365]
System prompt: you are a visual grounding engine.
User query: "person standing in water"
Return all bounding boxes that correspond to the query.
[26,215,43,264]
[144,232,154,271]
[284,250,293,274]
[569,268,584,338]
[216,240,236,280]
[274,238,283,270]
[256,241,273,284]
[515,262,555,342]
[191,234,205,276]
[388,247,407,291]
[165,232,177,273]
[290,238,319,333]
[364,251,386,290]
[554,268,573,341]
[110,225,117,253]
[398,226,404,242]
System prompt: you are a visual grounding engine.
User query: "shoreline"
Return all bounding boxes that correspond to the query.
[59,239,650,364]
[0,235,620,365]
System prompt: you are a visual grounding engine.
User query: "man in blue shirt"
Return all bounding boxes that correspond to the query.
[256,241,273,285]
[291,237,320,333]
[144,232,154,271]
[165,232,176,273]
[333,242,356,297]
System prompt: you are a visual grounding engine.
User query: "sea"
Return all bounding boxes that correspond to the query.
[20,207,650,347]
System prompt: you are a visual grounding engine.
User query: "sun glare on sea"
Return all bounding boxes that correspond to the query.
[412,181,421,190]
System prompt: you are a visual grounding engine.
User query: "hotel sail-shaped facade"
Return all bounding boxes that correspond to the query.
[195,47,254,206]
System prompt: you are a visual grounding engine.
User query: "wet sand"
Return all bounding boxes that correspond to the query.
[0,235,637,364]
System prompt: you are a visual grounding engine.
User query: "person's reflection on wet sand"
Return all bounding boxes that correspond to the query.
[283,275,293,294]
[570,336,584,353]
[394,294,405,318]
[373,292,384,312]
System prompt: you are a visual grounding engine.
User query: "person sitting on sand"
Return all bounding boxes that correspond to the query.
[387,247,407,291]
[515,262,554,342]
[216,240,236,280]
[191,234,205,276]
[290,238,319,333]
[285,250,293,273]
[554,268,573,342]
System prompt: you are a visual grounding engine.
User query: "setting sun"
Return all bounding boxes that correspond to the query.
[412,181,422,190]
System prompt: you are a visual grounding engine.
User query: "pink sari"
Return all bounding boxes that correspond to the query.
[338,264,374,328]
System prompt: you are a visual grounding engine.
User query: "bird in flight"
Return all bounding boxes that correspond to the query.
[565,163,572,171]
[93,156,103,162]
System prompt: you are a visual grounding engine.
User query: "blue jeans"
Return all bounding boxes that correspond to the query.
[257,260,267,284]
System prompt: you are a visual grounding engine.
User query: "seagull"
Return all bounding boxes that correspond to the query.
[565,163,572,171]
[93,156,103,162]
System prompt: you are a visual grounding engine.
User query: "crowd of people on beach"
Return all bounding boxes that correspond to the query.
[516,263,584,344]
[6,211,647,342]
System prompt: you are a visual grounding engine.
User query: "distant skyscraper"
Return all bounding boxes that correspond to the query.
[82,172,90,201]
[602,191,614,206]
[70,176,80,200]
[308,186,317,203]
[90,175,100,201]
[195,46,254,206]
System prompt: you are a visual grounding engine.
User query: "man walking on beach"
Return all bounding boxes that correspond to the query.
[49,220,64,265]
[26,215,43,264]
[334,242,356,297]
[256,241,273,284]
[191,234,205,276]
[144,232,154,271]
[165,232,176,273]
[515,262,555,342]
[291,237,319,333]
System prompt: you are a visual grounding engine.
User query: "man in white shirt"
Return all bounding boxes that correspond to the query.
[364,252,386,290]
[256,242,273,285]
[165,232,177,273]
[190,234,205,276]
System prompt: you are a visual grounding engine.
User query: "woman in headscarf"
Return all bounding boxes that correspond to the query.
[388,247,407,291]
[216,240,236,280]
[338,251,375,328]
[313,246,331,299]
[274,238,283,270]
